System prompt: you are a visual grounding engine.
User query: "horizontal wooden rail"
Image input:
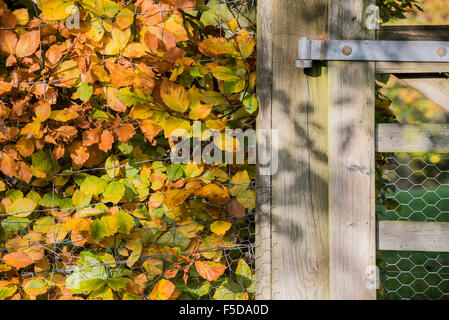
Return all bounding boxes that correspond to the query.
[378,25,449,41]
[376,26,449,73]
[378,221,449,252]
[376,62,449,74]
[376,124,449,153]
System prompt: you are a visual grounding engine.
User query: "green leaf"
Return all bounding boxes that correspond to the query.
[117,87,150,107]
[105,155,120,178]
[166,164,185,181]
[107,277,130,291]
[90,219,107,241]
[77,82,93,102]
[211,66,241,82]
[243,94,258,114]
[65,251,108,294]
[32,151,52,173]
[213,279,245,300]
[1,216,30,234]
[72,189,92,207]
[235,258,254,292]
[116,210,135,235]
[103,181,125,204]
[157,227,190,250]
[80,175,107,195]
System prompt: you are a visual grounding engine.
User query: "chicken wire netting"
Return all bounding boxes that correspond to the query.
[377,153,449,300]
[0,0,257,300]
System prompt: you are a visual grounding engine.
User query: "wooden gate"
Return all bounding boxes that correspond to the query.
[256,0,449,300]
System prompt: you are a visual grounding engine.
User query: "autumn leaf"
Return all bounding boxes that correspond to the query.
[227,199,246,219]
[70,141,90,165]
[160,78,189,113]
[199,38,237,58]
[16,31,39,58]
[0,30,17,55]
[37,0,76,21]
[99,130,114,152]
[115,123,136,142]
[195,261,226,282]
[210,220,232,236]
[149,279,175,300]
[2,251,33,269]
[0,152,18,177]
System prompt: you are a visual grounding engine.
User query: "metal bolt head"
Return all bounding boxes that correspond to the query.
[342,45,353,56]
[437,47,448,57]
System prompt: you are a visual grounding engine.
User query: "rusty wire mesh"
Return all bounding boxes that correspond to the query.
[0,0,257,300]
[377,153,449,300]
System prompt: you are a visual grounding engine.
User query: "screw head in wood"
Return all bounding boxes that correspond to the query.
[342,45,353,56]
[437,47,448,57]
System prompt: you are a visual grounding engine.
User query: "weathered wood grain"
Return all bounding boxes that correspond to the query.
[271,0,330,300]
[255,0,273,300]
[376,124,449,153]
[328,0,377,300]
[378,25,449,41]
[376,62,449,74]
[378,221,449,252]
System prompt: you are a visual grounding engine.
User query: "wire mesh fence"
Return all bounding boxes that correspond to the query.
[377,153,449,300]
[0,0,257,300]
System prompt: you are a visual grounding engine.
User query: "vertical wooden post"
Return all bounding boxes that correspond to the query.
[262,0,330,299]
[256,0,273,300]
[328,0,377,299]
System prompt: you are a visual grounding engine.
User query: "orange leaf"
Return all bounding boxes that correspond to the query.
[0,152,18,177]
[34,101,51,122]
[115,123,136,142]
[149,279,175,300]
[70,141,90,165]
[195,260,226,281]
[2,251,33,269]
[99,130,114,152]
[139,119,160,145]
[17,161,32,183]
[16,30,39,58]
[82,127,101,147]
[195,184,230,205]
[46,44,63,65]
[16,137,34,157]
[0,30,17,55]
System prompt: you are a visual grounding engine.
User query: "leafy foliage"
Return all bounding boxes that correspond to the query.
[0,0,256,300]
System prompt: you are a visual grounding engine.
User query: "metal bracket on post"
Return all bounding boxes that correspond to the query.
[296,37,449,68]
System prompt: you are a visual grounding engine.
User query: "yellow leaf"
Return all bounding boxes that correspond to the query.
[210,220,231,236]
[229,170,250,197]
[160,78,189,113]
[7,198,36,218]
[38,0,76,21]
[23,278,47,297]
[177,218,204,238]
[199,38,237,58]
[104,27,131,55]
